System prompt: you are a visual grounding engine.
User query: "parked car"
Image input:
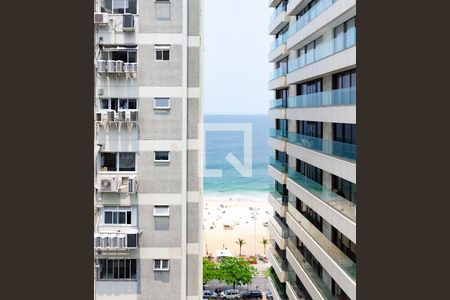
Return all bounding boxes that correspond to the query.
[203,289,218,299]
[219,289,240,299]
[241,290,263,299]
[265,290,273,300]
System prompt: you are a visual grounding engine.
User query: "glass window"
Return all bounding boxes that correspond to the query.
[332,175,356,203]
[97,259,137,280]
[101,0,112,13]
[128,99,137,109]
[154,205,170,216]
[155,45,170,61]
[105,212,113,224]
[119,153,136,171]
[154,151,170,162]
[154,98,170,109]
[100,99,109,109]
[101,152,117,171]
[154,259,170,271]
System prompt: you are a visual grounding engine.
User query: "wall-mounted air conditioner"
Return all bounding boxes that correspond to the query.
[107,60,116,73]
[127,111,138,122]
[118,111,126,122]
[94,13,109,25]
[130,63,138,73]
[115,60,124,73]
[97,60,107,73]
[107,110,116,122]
[123,63,132,73]
[97,176,119,192]
[123,14,135,31]
[127,176,138,194]
[95,112,105,122]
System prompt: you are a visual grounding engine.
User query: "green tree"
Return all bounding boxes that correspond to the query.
[235,238,246,256]
[203,258,221,285]
[260,238,269,255]
[218,256,258,289]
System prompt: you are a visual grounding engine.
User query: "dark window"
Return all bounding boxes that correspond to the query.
[104,212,113,224]
[332,175,356,203]
[154,151,170,161]
[298,78,322,96]
[296,159,322,184]
[275,150,288,164]
[128,99,137,109]
[332,227,356,263]
[275,181,287,196]
[118,153,136,171]
[127,234,137,248]
[334,17,356,51]
[106,49,137,63]
[333,123,356,144]
[101,152,117,171]
[98,259,137,280]
[275,119,288,137]
[155,46,170,61]
[297,121,323,138]
[333,69,356,89]
[296,198,322,231]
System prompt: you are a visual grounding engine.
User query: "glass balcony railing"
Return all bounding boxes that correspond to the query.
[286,0,336,39]
[268,267,288,299]
[269,190,289,205]
[287,132,356,161]
[270,2,287,24]
[288,207,357,282]
[269,215,289,239]
[269,156,288,174]
[270,66,288,80]
[270,32,288,53]
[288,29,356,73]
[270,247,290,271]
[270,98,288,109]
[287,167,356,222]
[287,87,356,108]
[287,238,335,299]
[269,128,288,140]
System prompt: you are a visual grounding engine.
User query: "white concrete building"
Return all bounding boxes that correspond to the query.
[267,0,356,299]
[93,1,203,299]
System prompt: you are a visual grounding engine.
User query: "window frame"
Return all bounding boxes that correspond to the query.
[103,206,133,225]
[99,152,137,173]
[153,205,170,217]
[99,0,138,15]
[154,151,170,162]
[99,98,138,112]
[100,47,138,63]
[153,98,171,110]
[155,45,171,61]
[97,259,137,281]
[153,259,170,271]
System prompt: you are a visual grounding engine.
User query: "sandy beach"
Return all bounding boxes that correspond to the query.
[202,195,273,257]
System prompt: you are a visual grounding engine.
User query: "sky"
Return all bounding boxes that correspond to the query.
[204,0,273,115]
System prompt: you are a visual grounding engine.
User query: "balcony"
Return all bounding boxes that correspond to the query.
[288,87,356,109]
[287,212,356,299]
[269,33,289,63]
[269,129,288,153]
[286,0,336,39]
[268,156,288,184]
[286,238,335,300]
[269,66,288,90]
[270,98,289,110]
[286,277,307,300]
[270,129,288,141]
[268,246,289,282]
[268,271,289,300]
[268,190,288,217]
[269,3,290,35]
[268,215,289,249]
[94,229,139,251]
[287,132,355,161]
[288,29,356,74]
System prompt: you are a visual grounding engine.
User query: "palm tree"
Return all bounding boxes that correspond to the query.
[235,238,246,256]
[260,238,269,255]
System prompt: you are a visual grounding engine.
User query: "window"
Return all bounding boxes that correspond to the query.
[296,159,322,184]
[332,175,356,204]
[97,259,137,280]
[100,0,137,14]
[155,45,170,61]
[104,207,132,225]
[297,120,323,138]
[154,259,170,271]
[275,119,288,137]
[155,0,170,20]
[154,98,170,109]
[298,78,322,95]
[154,151,170,162]
[100,152,136,172]
[100,47,137,63]
[333,123,356,144]
[332,226,356,263]
[334,17,356,51]
[100,98,137,112]
[333,69,356,89]
[154,205,170,216]
[297,36,323,65]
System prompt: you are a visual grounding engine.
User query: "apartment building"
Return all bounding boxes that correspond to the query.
[267,0,356,299]
[93,1,203,299]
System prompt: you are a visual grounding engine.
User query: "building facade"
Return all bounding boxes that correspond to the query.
[93,0,203,299]
[267,0,356,299]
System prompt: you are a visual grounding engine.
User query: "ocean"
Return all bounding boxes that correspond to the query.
[204,114,272,200]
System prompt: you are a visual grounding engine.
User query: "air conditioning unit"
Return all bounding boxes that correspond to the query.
[127,176,138,194]
[127,111,138,122]
[95,112,104,122]
[98,176,119,192]
[107,60,116,73]
[97,60,107,73]
[107,110,116,122]
[130,63,138,73]
[94,13,109,25]
[115,60,124,73]
[118,111,126,122]
[123,14,135,31]
[123,63,132,73]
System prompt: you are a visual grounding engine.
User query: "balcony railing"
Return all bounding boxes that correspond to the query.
[286,272,309,300]
[287,132,356,161]
[286,0,336,39]
[270,156,289,174]
[270,32,288,53]
[268,267,288,299]
[270,98,288,109]
[270,215,289,239]
[288,208,357,282]
[270,66,288,80]
[287,237,335,299]
[287,167,356,222]
[270,190,289,205]
[270,2,287,23]
[287,87,356,108]
[269,128,288,140]
[288,29,356,73]
[94,231,139,250]
[270,247,290,271]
